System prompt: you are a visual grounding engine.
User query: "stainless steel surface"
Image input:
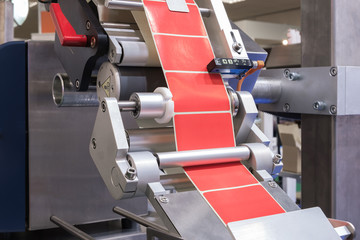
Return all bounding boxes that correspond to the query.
[242,143,274,175]
[127,127,176,153]
[105,0,210,16]
[130,92,165,119]
[113,207,168,232]
[152,191,233,240]
[260,181,300,212]
[28,41,147,230]
[89,97,133,200]
[127,151,160,197]
[256,66,360,115]
[52,74,98,107]
[50,216,95,240]
[157,146,251,168]
[0,1,13,44]
[228,207,341,240]
[251,77,281,104]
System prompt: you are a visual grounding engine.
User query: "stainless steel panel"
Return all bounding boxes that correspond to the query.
[256,66,360,115]
[28,41,147,230]
[228,207,340,240]
[153,191,233,240]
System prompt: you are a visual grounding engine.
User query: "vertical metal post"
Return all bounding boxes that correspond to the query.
[0,0,13,44]
[301,0,360,231]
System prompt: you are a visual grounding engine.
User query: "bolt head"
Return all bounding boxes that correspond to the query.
[159,196,169,204]
[86,20,91,30]
[330,67,337,76]
[101,101,107,112]
[125,167,137,180]
[268,181,277,188]
[330,105,337,114]
[284,69,290,78]
[283,103,290,112]
[91,138,96,149]
[232,42,243,53]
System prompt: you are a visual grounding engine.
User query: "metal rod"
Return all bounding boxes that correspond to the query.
[157,146,251,168]
[113,206,168,232]
[52,74,99,107]
[251,77,282,104]
[50,216,95,240]
[118,101,137,111]
[106,0,211,17]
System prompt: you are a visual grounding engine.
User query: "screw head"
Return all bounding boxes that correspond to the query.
[159,196,169,204]
[273,154,282,164]
[86,20,91,30]
[91,138,96,149]
[284,69,290,78]
[330,105,337,114]
[125,167,137,180]
[101,101,107,112]
[313,101,326,111]
[268,181,277,188]
[90,37,97,48]
[75,80,80,89]
[330,67,337,77]
[232,42,243,54]
[283,103,290,112]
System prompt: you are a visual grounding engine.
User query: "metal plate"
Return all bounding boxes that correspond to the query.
[28,41,147,230]
[228,207,340,240]
[155,191,233,240]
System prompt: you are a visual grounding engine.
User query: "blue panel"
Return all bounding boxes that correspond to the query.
[0,41,26,232]
[228,52,268,93]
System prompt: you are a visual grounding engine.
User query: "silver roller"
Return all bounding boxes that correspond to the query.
[52,74,98,107]
[156,146,251,168]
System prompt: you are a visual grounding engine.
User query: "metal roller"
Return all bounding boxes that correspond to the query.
[251,77,282,104]
[127,127,176,152]
[156,146,251,168]
[52,74,98,107]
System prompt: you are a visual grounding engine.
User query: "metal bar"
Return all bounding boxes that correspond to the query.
[113,206,168,232]
[156,146,251,168]
[118,101,137,111]
[251,77,282,104]
[50,216,95,240]
[52,74,98,107]
[106,0,211,17]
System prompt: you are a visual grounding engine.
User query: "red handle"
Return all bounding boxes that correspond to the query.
[49,3,88,47]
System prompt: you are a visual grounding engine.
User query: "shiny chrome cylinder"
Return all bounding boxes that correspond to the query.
[251,77,282,104]
[130,92,165,119]
[127,127,176,152]
[52,74,98,107]
[105,0,211,17]
[157,146,251,168]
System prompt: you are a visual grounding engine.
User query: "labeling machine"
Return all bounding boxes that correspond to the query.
[0,0,356,239]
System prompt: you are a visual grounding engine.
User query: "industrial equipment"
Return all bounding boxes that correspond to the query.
[0,0,356,239]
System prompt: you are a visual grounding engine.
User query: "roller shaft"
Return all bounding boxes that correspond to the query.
[156,146,251,168]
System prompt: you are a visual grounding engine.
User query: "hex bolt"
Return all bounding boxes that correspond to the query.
[125,167,137,180]
[101,101,107,112]
[313,101,326,111]
[283,103,290,112]
[159,196,169,204]
[330,67,337,77]
[90,36,97,48]
[273,154,282,164]
[268,181,277,188]
[330,105,337,114]
[91,138,96,149]
[86,20,91,30]
[232,42,243,54]
[75,80,80,89]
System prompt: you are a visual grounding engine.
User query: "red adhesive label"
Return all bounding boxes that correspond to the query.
[142,0,285,225]
[166,72,230,112]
